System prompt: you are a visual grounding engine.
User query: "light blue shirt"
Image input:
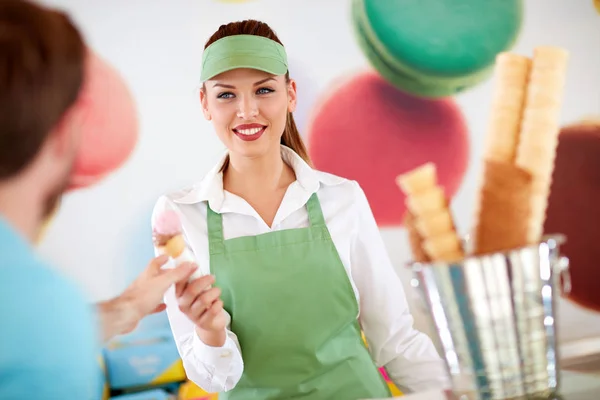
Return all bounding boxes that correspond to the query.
[0,217,101,399]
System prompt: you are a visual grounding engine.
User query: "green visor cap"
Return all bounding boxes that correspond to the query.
[200,35,289,82]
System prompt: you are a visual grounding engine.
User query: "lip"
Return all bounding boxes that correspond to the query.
[233,124,267,142]
[234,123,265,131]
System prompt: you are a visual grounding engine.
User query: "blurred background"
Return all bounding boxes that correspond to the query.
[32,0,600,396]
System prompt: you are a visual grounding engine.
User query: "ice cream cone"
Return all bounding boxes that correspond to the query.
[163,235,186,259]
[483,52,531,163]
[404,211,430,263]
[397,163,464,263]
[472,159,533,255]
[396,162,437,195]
[515,46,569,243]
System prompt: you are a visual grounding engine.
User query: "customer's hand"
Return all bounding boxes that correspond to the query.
[176,274,229,347]
[122,255,197,324]
[98,255,196,341]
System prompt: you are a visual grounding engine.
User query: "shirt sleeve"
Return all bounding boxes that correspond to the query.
[0,262,101,399]
[348,181,451,394]
[152,196,244,393]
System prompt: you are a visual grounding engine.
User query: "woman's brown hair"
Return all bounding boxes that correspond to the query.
[202,20,312,170]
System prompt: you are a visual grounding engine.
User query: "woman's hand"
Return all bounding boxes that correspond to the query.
[176,275,229,347]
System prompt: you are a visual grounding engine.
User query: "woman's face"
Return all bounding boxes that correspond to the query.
[201,68,297,161]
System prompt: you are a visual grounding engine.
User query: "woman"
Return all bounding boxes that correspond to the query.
[152,20,449,399]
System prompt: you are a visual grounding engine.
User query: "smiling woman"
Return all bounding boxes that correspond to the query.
[152,19,449,400]
[201,70,293,156]
[200,21,310,173]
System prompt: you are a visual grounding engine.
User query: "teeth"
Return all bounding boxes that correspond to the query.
[237,127,262,135]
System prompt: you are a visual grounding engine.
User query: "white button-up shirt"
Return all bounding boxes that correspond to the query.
[152,146,449,394]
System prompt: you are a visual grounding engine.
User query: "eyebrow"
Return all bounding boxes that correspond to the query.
[212,77,276,89]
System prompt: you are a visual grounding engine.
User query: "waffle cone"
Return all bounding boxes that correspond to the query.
[404,211,430,263]
[164,235,186,258]
[530,46,569,70]
[398,163,463,263]
[396,163,437,195]
[472,160,533,255]
[514,46,569,243]
[406,187,447,217]
[423,232,463,262]
[483,52,531,163]
[415,209,454,238]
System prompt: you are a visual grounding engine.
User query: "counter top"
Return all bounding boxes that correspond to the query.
[368,370,600,400]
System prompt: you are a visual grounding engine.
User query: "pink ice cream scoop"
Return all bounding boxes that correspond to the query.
[154,210,208,282]
[154,210,182,236]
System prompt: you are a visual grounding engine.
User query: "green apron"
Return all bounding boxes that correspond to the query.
[208,193,392,399]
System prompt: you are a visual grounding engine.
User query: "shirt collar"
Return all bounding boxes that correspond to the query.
[172,145,335,210]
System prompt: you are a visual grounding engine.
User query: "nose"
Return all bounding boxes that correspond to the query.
[236,95,258,119]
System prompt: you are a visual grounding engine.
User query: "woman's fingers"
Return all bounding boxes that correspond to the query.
[197,299,225,329]
[185,287,222,322]
[177,275,215,308]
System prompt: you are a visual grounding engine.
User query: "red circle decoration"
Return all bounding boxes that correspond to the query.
[544,120,600,313]
[306,71,470,227]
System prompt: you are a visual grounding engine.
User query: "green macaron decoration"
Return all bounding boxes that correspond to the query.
[351,0,524,98]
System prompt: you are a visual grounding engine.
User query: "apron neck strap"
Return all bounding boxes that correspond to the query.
[206,192,326,252]
[305,192,325,227]
[207,203,225,254]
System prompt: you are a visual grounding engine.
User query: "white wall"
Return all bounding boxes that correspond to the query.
[36,0,600,341]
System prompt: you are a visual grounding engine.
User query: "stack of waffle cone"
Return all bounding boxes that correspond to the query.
[397,163,464,263]
[470,46,568,255]
[515,47,569,243]
[471,51,535,255]
[398,46,568,260]
[403,210,430,263]
[472,159,533,255]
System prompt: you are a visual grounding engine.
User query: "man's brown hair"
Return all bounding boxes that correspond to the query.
[0,0,86,179]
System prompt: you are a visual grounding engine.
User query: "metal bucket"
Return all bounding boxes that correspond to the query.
[410,235,571,400]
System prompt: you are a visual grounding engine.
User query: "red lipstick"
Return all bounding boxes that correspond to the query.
[233,123,266,142]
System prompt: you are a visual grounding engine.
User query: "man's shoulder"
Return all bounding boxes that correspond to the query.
[0,255,90,309]
[0,259,101,398]
[0,257,99,349]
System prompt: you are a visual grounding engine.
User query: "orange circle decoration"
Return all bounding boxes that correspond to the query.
[67,50,139,191]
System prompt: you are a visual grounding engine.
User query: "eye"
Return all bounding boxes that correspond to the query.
[257,87,274,95]
[217,92,234,99]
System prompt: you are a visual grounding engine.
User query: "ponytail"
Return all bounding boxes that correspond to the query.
[281,111,312,167]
